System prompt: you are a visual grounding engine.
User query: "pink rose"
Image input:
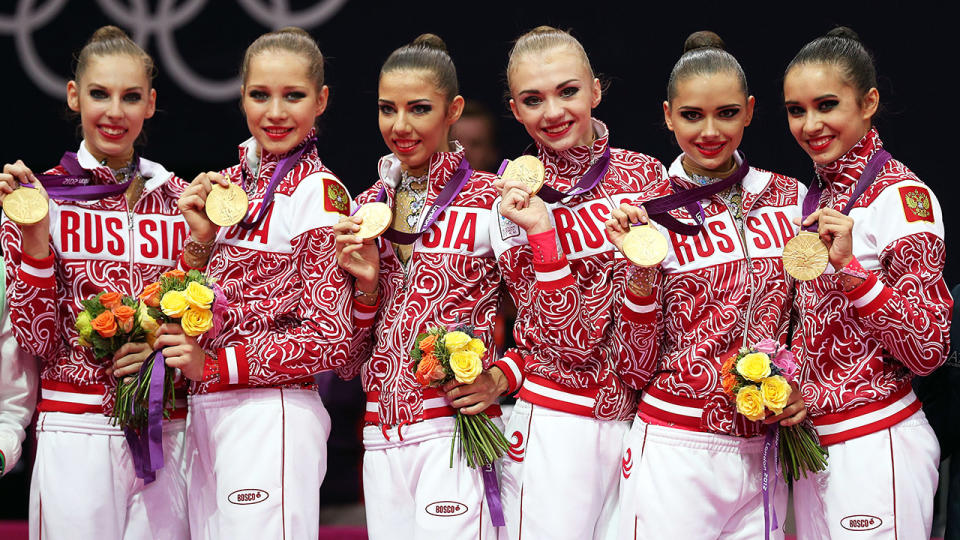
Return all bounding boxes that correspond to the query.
[773,348,798,380]
[754,338,779,355]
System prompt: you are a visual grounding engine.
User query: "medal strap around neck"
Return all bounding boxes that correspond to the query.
[642,153,750,236]
[370,157,473,245]
[801,149,891,232]
[28,152,138,201]
[238,137,317,230]
[496,145,611,205]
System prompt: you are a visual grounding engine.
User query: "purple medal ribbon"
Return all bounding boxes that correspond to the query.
[481,463,505,527]
[123,350,167,484]
[641,154,751,235]
[365,158,473,245]
[496,146,611,205]
[27,152,135,201]
[238,138,318,230]
[800,149,892,232]
[761,425,780,540]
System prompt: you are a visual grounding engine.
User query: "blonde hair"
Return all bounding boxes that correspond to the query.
[506,26,594,87]
[241,27,325,90]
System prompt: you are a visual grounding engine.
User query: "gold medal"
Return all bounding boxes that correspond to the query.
[354,202,393,239]
[2,187,49,225]
[501,155,546,196]
[622,224,668,267]
[205,184,249,227]
[782,231,829,281]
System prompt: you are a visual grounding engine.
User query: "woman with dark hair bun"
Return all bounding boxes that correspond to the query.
[333,34,506,539]
[784,26,950,539]
[606,30,807,539]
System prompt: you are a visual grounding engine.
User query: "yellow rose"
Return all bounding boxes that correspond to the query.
[735,385,766,422]
[181,307,214,337]
[443,331,471,353]
[160,290,189,318]
[736,352,771,382]
[75,311,93,346]
[466,338,486,356]
[138,302,159,334]
[761,376,791,415]
[184,281,215,310]
[450,350,482,384]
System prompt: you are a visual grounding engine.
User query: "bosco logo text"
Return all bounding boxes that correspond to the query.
[840,515,882,531]
[228,488,269,505]
[425,501,468,517]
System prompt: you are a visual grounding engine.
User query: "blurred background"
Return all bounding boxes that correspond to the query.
[1,0,957,537]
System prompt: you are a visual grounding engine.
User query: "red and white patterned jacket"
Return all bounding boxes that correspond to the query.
[794,129,952,445]
[490,120,670,421]
[2,141,190,417]
[337,146,503,427]
[195,132,355,393]
[623,153,804,437]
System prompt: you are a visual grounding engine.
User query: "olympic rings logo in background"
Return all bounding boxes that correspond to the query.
[0,0,349,101]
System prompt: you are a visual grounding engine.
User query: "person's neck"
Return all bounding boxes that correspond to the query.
[85,141,134,170]
[682,155,737,179]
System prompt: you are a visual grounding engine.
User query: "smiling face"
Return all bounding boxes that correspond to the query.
[242,50,328,156]
[508,46,602,152]
[378,69,463,176]
[664,71,754,172]
[783,62,878,165]
[66,54,156,168]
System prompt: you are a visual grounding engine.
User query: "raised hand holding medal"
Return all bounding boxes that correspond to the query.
[1,160,50,226]
[783,149,891,281]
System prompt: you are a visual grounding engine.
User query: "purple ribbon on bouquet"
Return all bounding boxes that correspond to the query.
[238,138,318,230]
[481,463,506,527]
[361,158,473,245]
[26,152,137,201]
[761,425,780,540]
[800,149,891,232]
[123,350,166,484]
[496,146,611,205]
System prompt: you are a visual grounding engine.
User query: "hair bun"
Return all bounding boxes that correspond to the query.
[826,26,861,42]
[89,25,131,43]
[683,31,725,53]
[412,33,448,52]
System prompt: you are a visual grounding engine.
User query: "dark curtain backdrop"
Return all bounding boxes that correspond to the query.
[1,0,954,282]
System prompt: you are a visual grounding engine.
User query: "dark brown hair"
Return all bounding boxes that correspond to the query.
[667,31,747,103]
[786,26,877,102]
[380,33,458,102]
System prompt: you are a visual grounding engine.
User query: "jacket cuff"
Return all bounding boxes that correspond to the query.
[493,350,524,394]
[622,288,657,324]
[528,229,561,264]
[352,297,380,328]
[532,256,575,291]
[19,251,56,288]
[214,345,249,385]
[842,261,890,316]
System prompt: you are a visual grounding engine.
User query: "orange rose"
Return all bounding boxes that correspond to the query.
[99,291,122,310]
[139,282,162,308]
[415,354,440,387]
[112,305,136,334]
[721,355,735,376]
[419,335,438,355]
[91,311,118,338]
[163,269,186,280]
[722,373,737,397]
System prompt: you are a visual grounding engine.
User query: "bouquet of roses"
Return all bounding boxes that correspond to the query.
[75,291,147,358]
[722,338,828,483]
[410,325,510,469]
